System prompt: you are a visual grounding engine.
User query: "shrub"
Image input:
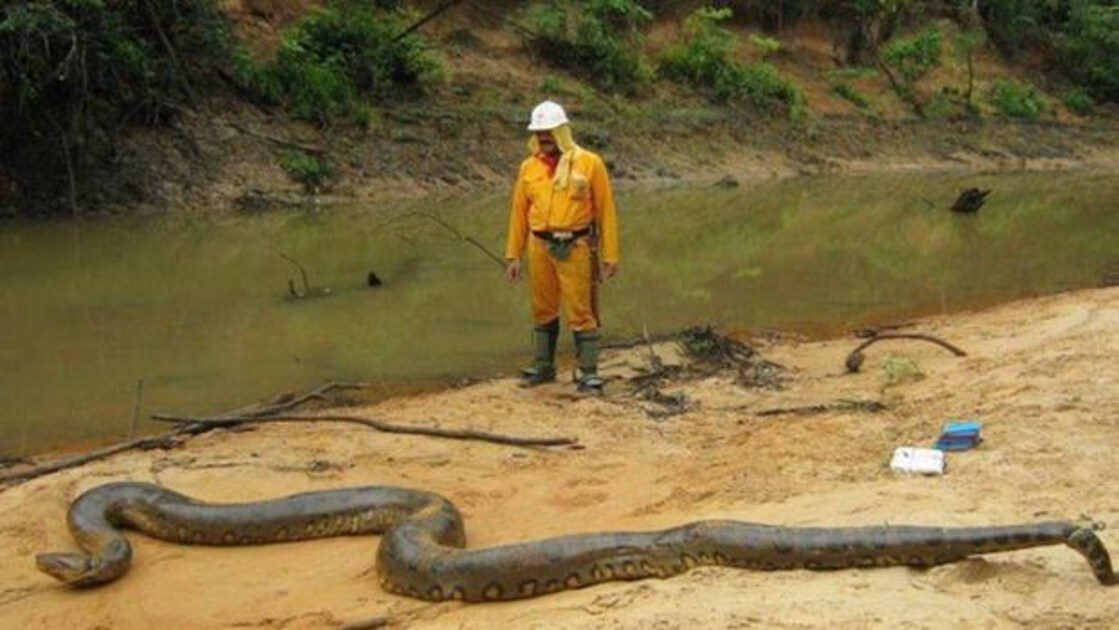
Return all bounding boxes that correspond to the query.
[659,8,803,116]
[988,79,1048,119]
[1054,4,1119,104]
[883,26,942,82]
[521,0,653,94]
[1062,88,1095,115]
[980,0,1117,105]
[249,1,439,124]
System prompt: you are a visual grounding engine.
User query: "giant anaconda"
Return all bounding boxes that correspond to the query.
[37,482,1115,601]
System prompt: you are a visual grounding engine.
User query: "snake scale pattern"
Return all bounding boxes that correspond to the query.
[37,482,1115,602]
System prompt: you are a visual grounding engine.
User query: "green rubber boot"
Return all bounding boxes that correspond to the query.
[520,320,558,387]
[574,330,604,394]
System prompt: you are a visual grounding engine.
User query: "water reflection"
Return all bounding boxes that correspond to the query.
[1,170,1116,454]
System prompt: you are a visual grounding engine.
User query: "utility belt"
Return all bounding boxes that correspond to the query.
[532,227,592,261]
[532,227,592,244]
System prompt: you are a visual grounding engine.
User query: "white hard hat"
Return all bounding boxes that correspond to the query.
[527,100,569,131]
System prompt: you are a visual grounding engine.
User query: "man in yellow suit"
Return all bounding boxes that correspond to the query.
[505,100,620,393]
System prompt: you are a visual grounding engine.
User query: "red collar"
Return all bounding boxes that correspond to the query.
[537,152,560,176]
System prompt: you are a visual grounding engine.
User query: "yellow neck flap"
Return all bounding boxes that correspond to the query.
[527,124,581,190]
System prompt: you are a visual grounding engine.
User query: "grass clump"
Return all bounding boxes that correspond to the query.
[881,354,925,386]
[279,150,333,192]
[832,83,870,109]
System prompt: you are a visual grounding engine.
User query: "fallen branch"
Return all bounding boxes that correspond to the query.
[465,0,541,40]
[219,381,371,419]
[150,413,578,449]
[0,432,185,486]
[757,400,887,417]
[641,320,664,375]
[372,211,505,268]
[845,333,967,373]
[280,252,312,296]
[3,381,575,488]
[0,382,369,489]
[391,0,467,43]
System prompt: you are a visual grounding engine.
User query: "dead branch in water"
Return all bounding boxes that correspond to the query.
[372,211,505,268]
[150,413,578,448]
[280,252,312,297]
[845,333,967,373]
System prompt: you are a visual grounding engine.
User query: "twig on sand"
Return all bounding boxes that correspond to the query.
[756,399,887,417]
[150,413,578,448]
[845,333,967,373]
[641,320,665,375]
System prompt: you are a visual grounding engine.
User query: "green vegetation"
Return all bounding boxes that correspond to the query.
[521,0,653,93]
[748,33,782,57]
[881,354,925,385]
[883,26,942,82]
[243,1,438,125]
[1054,3,1119,104]
[0,0,233,213]
[988,79,1049,119]
[658,8,803,116]
[981,0,1118,102]
[832,83,870,109]
[1062,88,1096,115]
[279,149,333,192]
[1,1,1116,216]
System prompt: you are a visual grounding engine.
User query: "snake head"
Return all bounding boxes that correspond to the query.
[36,552,97,585]
[36,537,132,586]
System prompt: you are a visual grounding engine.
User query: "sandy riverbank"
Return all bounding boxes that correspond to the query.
[0,287,1116,629]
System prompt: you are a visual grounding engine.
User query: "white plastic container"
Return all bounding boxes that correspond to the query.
[889,447,946,475]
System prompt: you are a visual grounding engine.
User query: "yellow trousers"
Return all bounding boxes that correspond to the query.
[528,235,598,332]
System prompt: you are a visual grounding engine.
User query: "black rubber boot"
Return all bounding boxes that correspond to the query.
[520,320,558,387]
[573,330,604,394]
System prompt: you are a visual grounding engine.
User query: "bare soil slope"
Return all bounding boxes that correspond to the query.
[1,287,1116,628]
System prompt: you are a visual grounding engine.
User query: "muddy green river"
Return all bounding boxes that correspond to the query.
[1,169,1116,455]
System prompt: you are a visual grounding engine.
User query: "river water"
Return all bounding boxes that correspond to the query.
[1,170,1116,456]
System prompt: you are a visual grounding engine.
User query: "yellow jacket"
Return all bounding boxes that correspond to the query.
[505,149,620,263]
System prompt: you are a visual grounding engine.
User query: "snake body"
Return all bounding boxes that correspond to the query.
[37,482,1116,601]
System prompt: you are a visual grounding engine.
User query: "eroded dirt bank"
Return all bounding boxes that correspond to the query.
[0,287,1116,628]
